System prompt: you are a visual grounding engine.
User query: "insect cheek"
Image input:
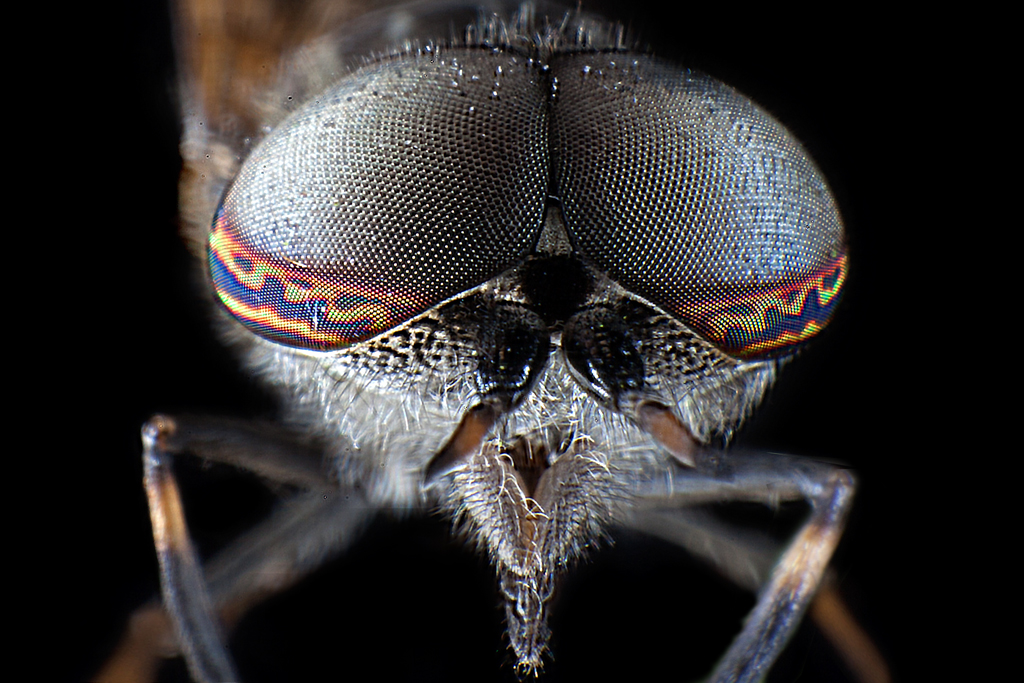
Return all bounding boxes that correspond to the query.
[562,307,645,410]
[473,303,551,408]
[561,306,700,466]
[421,302,551,485]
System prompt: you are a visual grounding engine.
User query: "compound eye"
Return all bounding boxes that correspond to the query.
[210,50,548,350]
[551,53,846,357]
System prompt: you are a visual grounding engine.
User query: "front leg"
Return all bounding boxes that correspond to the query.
[100,415,375,683]
[630,449,856,683]
[713,466,853,682]
[143,417,238,683]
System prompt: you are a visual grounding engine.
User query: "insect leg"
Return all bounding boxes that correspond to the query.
[142,415,238,683]
[630,450,856,683]
[100,415,375,683]
[625,504,780,594]
[149,414,335,490]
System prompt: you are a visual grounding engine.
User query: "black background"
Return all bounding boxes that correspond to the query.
[55,1,986,681]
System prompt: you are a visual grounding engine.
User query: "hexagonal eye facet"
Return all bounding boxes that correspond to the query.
[209,49,549,350]
[210,46,846,358]
[550,53,846,357]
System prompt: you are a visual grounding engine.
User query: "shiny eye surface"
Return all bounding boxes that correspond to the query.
[210,50,549,349]
[211,41,845,356]
[551,53,846,357]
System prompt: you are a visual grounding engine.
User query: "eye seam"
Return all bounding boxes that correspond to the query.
[214,43,843,361]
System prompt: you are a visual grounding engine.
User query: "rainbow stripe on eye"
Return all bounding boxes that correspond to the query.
[681,250,848,358]
[208,209,427,350]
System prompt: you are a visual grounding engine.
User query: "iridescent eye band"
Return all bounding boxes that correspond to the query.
[209,208,428,350]
[679,249,848,357]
